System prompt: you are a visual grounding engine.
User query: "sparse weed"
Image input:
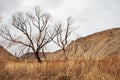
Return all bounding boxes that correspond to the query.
[0,56,120,80]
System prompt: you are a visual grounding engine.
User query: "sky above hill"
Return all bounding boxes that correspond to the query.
[0,0,120,53]
[0,0,120,37]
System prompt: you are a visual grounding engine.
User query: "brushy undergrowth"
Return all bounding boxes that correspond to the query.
[0,56,120,80]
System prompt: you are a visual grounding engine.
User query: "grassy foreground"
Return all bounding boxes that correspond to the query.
[0,56,120,80]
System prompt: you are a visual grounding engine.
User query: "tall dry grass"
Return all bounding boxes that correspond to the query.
[0,56,120,80]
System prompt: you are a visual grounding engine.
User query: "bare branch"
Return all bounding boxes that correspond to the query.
[0,7,62,63]
[52,17,76,60]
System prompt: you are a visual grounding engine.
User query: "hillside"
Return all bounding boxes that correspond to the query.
[65,28,120,60]
[1,28,120,80]
[20,28,120,60]
[0,46,15,61]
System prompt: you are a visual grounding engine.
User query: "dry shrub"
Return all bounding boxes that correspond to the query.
[0,61,8,80]
[0,57,120,80]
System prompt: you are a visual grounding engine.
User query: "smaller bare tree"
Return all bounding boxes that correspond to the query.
[53,17,75,60]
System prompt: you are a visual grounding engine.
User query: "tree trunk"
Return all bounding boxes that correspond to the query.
[42,49,47,61]
[35,51,42,63]
[63,48,67,61]
[43,52,47,61]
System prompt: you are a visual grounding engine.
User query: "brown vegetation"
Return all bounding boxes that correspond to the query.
[0,56,120,80]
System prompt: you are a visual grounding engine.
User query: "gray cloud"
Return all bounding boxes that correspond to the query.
[42,0,62,7]
[0,0,22,12]
[0,0,120,35]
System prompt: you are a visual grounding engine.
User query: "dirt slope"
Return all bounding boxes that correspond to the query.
[48,28,120,60]
[0,46,15,61]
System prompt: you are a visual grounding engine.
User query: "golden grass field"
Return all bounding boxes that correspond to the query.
[0,55,120,80]
[0,28,120,80]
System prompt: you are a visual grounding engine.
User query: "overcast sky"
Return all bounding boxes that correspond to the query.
[0,0,120,52]
[0,0,120,36]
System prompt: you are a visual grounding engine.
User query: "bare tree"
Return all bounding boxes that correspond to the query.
[53,17,75,60]
[0,7,61,63]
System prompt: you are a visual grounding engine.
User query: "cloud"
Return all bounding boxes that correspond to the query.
[42,0,62,7]
[0,0,120,35]
[0,0,22,12]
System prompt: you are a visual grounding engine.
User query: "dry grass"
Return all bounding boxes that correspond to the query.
[0,56,120,80]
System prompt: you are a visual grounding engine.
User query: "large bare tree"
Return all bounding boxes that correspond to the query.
[53,17,75,60]
[0,7,61,63]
